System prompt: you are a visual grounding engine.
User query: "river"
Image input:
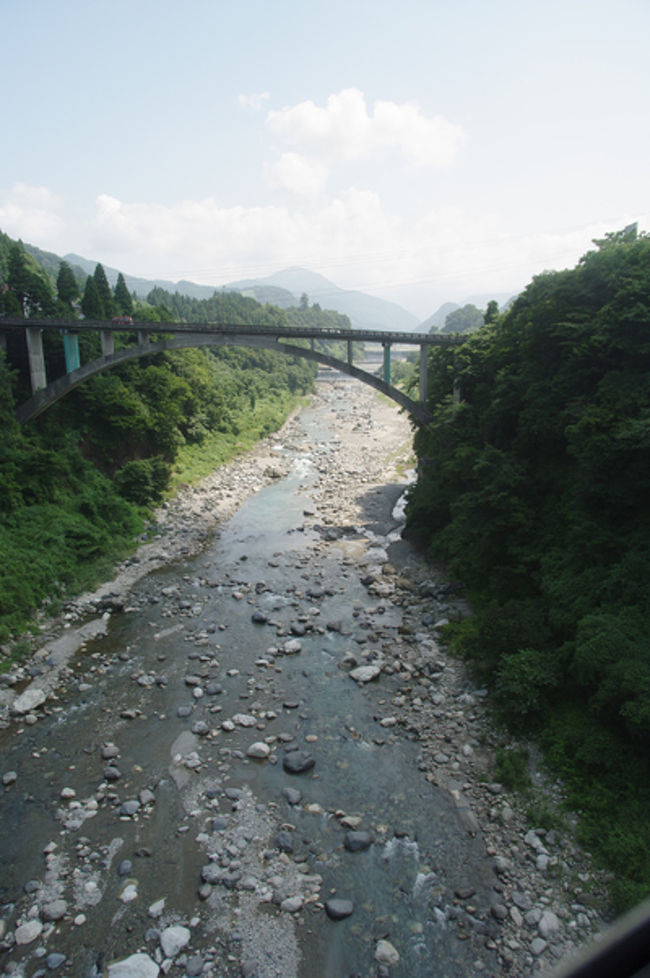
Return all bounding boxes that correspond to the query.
[0,381,601,978]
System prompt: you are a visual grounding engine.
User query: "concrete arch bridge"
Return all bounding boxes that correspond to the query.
[0,319,465,425]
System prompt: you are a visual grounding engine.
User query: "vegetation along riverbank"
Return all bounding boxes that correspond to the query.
[405,227,650,914]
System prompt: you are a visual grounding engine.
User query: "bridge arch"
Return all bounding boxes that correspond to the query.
[13,330,434,424]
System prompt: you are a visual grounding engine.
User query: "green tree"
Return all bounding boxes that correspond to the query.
[81,275,104,319]
[56,261,80,307]
[484,299,499,324]
[93,263,114,318]
[114,272,133,316]
[5,241,56,317]
[442,303,484,334]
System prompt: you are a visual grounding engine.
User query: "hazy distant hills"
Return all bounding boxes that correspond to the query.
[60,256,419,332]
[23,242,516,332]
[226,267,420,332]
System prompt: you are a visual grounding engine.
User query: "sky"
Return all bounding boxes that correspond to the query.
[2,0,649,319]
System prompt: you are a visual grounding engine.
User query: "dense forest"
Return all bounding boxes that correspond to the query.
[0,238,318,641]
[406,227,650,911]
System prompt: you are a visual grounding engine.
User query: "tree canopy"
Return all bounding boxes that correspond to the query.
[406,230,650,910]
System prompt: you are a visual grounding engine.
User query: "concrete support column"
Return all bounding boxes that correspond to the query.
[137,330,148,346]
[26,327,47,392]
[453,378,462,404]
[419,344,428,403]
[0,331,7,353]
[100,330,114,358]
[382,343,391,386]
[310,338,315,351]
[347,339,353,366]
[62,332,81,373]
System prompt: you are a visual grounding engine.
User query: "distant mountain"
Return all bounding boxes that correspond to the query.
[227,267,419,332]
[417,302,460,333]
[63,254,221,301]
[418,292,518,333]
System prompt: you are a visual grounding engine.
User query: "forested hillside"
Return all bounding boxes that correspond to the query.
[406,227,650,910]
[0,238,316,642]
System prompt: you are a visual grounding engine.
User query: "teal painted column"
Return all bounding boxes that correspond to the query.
[62,331,81,373]
[383,343,391,385]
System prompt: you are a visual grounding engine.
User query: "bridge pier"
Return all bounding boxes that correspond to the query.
[26,327,47,392]
[137,330,149,346]
[62,331,81,373]
[100,330,114,358]
[347,338,353,367]
[382,342,391,386]
[419,344,428,402]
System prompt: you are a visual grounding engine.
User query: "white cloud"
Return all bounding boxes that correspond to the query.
[0,182,65,245]
[266,152,329,196]
[238,91,270,111]
[266,88,465,167]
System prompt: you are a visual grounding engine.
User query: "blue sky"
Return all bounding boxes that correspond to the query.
[2,0,648,316]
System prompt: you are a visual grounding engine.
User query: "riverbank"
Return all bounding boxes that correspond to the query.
[0,380,609,977]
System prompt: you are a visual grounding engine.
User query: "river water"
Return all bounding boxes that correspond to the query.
[0,386,498,978]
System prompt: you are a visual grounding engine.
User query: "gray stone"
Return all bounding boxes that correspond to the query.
[282,787,302,805]
[119,800,141,817]
[349,664,382,684]
[107,953,159,978]
[160,924,190,958]
[46,953,67,970]
[539,909,561,939]
[344,830,372,852]
[282,750,315,774]
[15,919,43,944]
[247,742,271,759]
[42,899,67,921]
[375,939,400,966]
[11,687,46,715]
[325,898,354,920]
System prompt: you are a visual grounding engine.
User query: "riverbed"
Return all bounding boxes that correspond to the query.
[0,381,606,978]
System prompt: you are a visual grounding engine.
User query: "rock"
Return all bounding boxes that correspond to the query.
[275,830,294,852]
[375,939,400,966]
[349,664,382,684]
[282,787,302,805]
[15,919,43,944]
[107,953,159,978]
[119,800,141,817]
[530,937,548,956]
[539,909,561,939]
[118,881,138,903]
[45,952,67,969]
[247,742,271,759]
[185,955,205,977]
[344,830,372,852]
[325,898,354,920]
[42,899,67,921]
[11,687,46,715]
[282,750,315,774]
[160,924,191,958]
[280,895,304,913]
[2,771,17,786]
